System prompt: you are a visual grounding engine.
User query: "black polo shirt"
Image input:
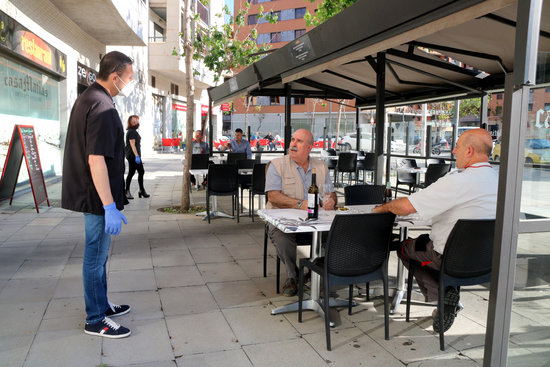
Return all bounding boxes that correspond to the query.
[62,82,125,215]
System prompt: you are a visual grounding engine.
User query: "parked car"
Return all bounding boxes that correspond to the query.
[492,138,550,164]
[339,133,372,150]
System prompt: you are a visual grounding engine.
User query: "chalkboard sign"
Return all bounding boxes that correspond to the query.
[0,125,49,213]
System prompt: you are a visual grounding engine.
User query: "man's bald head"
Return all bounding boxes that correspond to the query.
[461,128,493,157]
[295,129,314,145]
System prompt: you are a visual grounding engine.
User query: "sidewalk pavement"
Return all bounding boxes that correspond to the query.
[0,153,490,367]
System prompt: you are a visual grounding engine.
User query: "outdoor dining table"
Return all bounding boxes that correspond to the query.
[258,206,430,320]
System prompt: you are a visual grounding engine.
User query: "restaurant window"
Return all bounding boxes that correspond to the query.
[171,83,179,96]
[295,7,306,19]
[248,14,257,25]
[295,29,306,38]
[270,32,281,43]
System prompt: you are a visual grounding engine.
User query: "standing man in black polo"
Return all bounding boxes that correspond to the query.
[62,51,134,338]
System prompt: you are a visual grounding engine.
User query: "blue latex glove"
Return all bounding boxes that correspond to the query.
[135,156,141,164]
[103,203,127,235]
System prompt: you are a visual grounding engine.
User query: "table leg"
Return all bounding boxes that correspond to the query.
[270,231,353,326]
[196,196,235,220]
[390,227,408,314]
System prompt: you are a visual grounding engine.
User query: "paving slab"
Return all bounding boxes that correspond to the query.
[159,285,218,316]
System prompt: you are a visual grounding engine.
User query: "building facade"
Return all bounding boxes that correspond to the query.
[0,0,223,189]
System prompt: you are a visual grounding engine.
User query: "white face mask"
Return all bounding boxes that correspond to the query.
[115,76,136,97]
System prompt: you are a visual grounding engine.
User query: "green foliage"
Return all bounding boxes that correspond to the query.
[458,97,481,117]
[188,3,276,83]
[304,0,358,26]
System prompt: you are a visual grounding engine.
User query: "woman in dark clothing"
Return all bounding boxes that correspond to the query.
[125,115,149,198]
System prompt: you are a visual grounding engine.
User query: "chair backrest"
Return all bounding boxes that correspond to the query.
[191,154,210,169]
[442,219,495,279]
[397,158,418,183]
[344,184,385,205]
[362,152,377,171]
[427,158,446,165]
[337,152,357,172]
[236,159,255,170]
[227,152,247,164]
[398,158,418,168]
[325,213,395,277]
[326,148,337,156]
[207,164,238,193]
[424,163,451,187]
[252,163,267,194]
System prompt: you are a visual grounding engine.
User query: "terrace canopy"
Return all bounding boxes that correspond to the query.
[208,1,550,366]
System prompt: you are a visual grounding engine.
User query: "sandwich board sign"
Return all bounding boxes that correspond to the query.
[0,125,50,213]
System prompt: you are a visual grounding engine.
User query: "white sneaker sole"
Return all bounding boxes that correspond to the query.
[84,329,131,339]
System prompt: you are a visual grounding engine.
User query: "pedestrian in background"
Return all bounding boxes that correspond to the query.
[61,51,133,339]
[125,115,149,199]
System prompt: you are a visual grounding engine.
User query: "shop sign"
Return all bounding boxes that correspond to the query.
[201,104,209,116]
[172,103,187,111]
[221,103,231,112]
[77,62,97,86]
[0,10,67,77]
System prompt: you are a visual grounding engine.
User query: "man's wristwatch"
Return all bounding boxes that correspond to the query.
[296,200,303,209]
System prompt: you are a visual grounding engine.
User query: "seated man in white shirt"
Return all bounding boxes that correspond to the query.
[265,129,337,296]
[374,128,497,332]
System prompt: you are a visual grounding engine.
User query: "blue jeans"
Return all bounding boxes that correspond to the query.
[83,213,111,324]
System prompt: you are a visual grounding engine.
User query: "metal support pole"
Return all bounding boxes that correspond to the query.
[208,97,213,157]
[484,1,542,366]
[323,126,327,150]
[375,52,386,185]
[356,108,360,151]
[481,94,489,128]
[284,84,292,155]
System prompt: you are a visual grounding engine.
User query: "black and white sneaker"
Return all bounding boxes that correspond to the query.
[105,302,131,318]
[84,317,131,339]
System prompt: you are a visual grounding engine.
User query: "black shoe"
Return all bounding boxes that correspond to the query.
[105,302,131,318]
[125,190,134,200]
[84,317,131,339]
[433,287,460,333]
[282,277,297,297]
[138,190,150,198]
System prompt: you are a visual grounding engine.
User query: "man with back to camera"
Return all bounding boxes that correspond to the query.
[221,128,252,158]
[265,129,337,296]
[62,51,135,338]
[374,128,497,332]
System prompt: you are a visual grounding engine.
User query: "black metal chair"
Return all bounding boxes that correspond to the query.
[190,154,211,191]
[227,152,247,164]
[298,213,396,350]
[206,164,239,224]
[337,152,357,186]
[427,158,446,165]
[344,184,385,300]
[325,148,338,183]
[237,159,255,213]
[250,163,266,222]
[405,219,495,351]
[357,152,376,183]
[395,158,417,199]
[344,184,385,206]
[416,163,451,189]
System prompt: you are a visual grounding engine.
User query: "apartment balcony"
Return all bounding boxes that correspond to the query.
[48,0,147,46]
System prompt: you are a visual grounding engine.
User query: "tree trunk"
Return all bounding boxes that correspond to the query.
[181,0,195,210]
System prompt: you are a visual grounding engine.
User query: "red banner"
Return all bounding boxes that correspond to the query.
[172,103,187,111]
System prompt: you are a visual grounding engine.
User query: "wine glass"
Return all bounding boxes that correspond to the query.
[318,183,331,210]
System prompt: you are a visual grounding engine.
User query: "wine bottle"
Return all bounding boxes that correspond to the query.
[308,168,319,219]
[384,181,393,203]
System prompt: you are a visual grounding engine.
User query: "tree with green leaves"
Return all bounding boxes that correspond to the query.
[304,0,357,27]
[191,3,277,83]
